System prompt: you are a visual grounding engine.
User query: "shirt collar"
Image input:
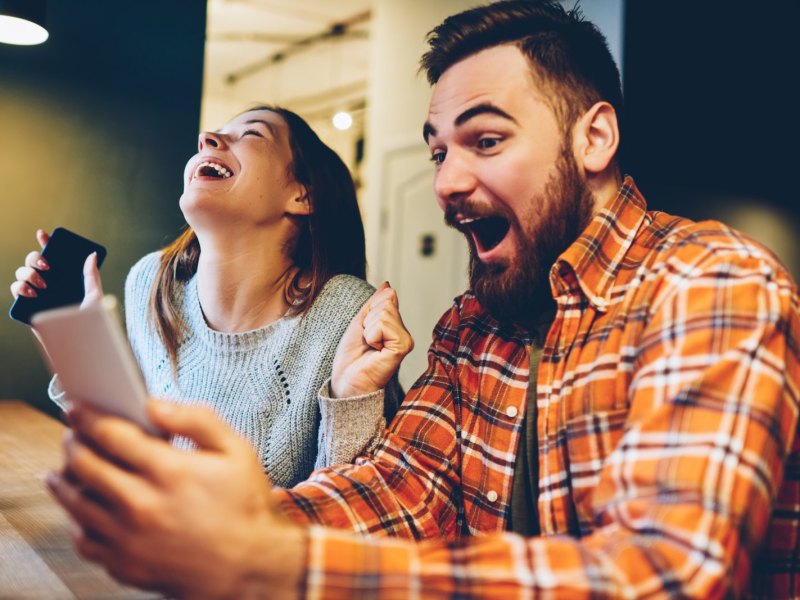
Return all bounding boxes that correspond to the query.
[551,176,647,312]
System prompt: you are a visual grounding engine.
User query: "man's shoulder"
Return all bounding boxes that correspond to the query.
[643,213,789,275]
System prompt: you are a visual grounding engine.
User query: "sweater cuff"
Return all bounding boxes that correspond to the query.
[317,378,386,467]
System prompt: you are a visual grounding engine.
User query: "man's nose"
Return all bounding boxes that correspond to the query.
[198,131,224,152]
[433,152,477,204]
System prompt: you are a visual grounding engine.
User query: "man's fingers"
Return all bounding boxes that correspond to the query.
[68,403,170,477]
[147,400,238,453]
[46,470,125,543]
[62,428,155,508]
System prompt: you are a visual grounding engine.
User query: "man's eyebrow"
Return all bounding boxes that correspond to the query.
[423,103,517,143]
[423,122,436,143]
[455,103,517,127]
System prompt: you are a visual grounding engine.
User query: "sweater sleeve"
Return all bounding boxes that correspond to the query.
[315,378,388,468]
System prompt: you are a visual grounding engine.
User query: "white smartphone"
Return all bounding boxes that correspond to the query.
[31,295,160,436]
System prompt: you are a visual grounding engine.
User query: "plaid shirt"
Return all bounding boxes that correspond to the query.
[275,178,800,599]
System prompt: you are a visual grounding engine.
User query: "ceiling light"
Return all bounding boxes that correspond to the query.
[0,0,48,46]
[332,111,353,131]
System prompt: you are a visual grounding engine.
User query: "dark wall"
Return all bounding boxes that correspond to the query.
[0,1,206,417]
[623,0,799,276]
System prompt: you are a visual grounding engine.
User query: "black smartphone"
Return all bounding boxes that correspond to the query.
[9,227,107,326]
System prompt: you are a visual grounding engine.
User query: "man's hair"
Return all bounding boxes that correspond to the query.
[421,0,624,159]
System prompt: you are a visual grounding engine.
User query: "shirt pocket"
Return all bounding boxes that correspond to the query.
[563,407,628,536]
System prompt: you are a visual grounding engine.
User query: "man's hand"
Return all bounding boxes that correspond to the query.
[331,282,414,398]
[47,401,306,599]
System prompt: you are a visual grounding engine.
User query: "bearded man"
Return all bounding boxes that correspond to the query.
[51,1,800,598]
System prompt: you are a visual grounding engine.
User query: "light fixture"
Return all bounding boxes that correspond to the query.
[0,0,48,46]
[332,111,353,131]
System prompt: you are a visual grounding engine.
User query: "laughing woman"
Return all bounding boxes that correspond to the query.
[12,106,407,488]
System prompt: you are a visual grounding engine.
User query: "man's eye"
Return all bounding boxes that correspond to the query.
[477,137,500,150]
[430,151,446,165]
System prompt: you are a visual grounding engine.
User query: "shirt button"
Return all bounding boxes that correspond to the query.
[506,405,518,418]
[486,490,498,503]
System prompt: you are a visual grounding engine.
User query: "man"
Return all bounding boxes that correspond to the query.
[50,1,799,598]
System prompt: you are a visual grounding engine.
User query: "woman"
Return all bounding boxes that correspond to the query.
[12,106,406,488]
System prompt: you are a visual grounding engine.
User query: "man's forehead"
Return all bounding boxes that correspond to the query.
[424,46,539,136]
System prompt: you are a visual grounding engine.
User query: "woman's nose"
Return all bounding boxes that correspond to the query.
[198,131,223,152]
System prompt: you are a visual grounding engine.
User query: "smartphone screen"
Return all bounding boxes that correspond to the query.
[9,227,107,325]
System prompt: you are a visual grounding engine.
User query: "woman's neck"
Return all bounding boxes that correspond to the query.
[194,234,297,333]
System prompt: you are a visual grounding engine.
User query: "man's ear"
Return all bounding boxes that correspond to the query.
[285,186,312,216]
[573,101,619,175]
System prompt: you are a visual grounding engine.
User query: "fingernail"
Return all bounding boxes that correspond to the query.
[37,259,48,270]
[45,471,59,490]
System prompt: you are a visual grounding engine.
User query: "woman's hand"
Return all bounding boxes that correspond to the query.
[331,282,414,398]
[10,229,51,302]
[9,229,104,308]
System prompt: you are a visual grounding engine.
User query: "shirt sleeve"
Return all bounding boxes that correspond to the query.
[275,302,464,540]
[292,250,800,597]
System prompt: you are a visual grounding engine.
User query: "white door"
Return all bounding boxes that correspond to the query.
[376,140,469,390]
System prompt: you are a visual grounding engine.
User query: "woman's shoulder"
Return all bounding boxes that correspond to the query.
[306,274,375,323]
[320,274,374,304]
[126,251,162,289]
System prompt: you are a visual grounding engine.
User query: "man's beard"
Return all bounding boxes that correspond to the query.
[449,145,594,329]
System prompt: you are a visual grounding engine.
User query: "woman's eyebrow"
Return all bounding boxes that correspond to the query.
[243,118,279,137]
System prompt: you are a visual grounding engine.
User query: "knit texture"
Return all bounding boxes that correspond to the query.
[51,251,400,488]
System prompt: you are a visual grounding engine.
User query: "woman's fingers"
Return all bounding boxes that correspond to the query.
[81,253,104,307]
[36,229,51,249]
[10,242,49,300]
[14,265,47,290]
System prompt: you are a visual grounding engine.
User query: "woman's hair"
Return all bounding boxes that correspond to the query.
[148,105,366,370]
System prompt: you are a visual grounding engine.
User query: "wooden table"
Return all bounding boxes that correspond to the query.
[0,401,158,599]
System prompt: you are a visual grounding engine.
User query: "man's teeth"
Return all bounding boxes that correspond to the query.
[195,161,232,179]
[458,217,477,224]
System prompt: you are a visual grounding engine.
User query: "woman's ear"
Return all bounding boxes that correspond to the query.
[285,186,312,216]
[573,101,619,175]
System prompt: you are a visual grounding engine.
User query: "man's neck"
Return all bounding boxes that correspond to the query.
[586,169,623,216]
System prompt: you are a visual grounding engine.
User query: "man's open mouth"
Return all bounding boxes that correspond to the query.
[458,215,511,253]
[193,161,233,180]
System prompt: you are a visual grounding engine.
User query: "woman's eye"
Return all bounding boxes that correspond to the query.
[430,151,446,165]
[477,137,500,150]
[242,129,264,138]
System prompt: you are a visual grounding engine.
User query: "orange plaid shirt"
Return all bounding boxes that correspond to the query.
[275,178,800,599]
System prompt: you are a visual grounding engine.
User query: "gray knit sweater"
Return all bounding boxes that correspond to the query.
[50,252,400,488]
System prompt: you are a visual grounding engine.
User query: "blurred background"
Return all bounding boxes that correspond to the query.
[1,0,797,418]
